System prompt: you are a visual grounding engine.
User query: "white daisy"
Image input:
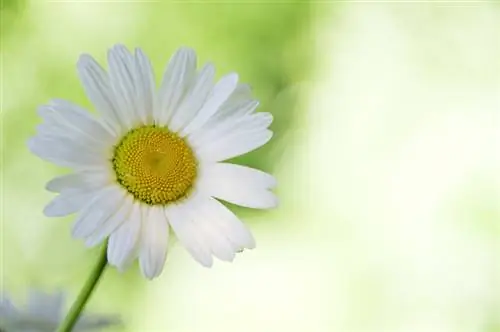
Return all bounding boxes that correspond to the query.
[0,290,121,331]
[28,45,277,279]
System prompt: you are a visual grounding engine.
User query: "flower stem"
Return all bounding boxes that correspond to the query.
[57,242,109,332]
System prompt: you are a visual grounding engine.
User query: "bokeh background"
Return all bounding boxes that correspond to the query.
[1,0,499,331]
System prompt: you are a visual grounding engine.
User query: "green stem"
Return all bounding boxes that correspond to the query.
[57,242,109,332]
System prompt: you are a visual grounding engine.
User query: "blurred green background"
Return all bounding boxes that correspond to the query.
[1,1,499,331]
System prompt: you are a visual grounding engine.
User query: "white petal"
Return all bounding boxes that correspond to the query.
[202,162,276,190]
[46,173,85,193]
[189,198,235,262]
[33,101,116,165]
[77,54,124,135]
[223,83,252,107]
[27,290,63,321]
[35,125,110,158]
[107,203,141,271]
[236,112,273,133]
[36,122,65,138]
[33,135,101,159]
[138,206,169,279]
[202,84,256,126]
[43,189,99,217]
[0,294,18,315]
[71,186,124,239]
[28,134,105,169]
[203,184,277,210]
[134,48,156,124]
[37,99,115,145]
[85,195,134,247]
[198,163,277,209]
[181,72,239,136]
[157,47,197,125]
[45,170,110,193]
[107,44,137,129]
[165,199,213,267]
[168,63,215,133]
[35,132,102,156]
[190,111,271,149]
[205,99,259,132]
[203,197,256,249]
[197,129,273,162]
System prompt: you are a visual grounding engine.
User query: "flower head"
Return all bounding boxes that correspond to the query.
[29,45,277,279]
[0,290,121,331]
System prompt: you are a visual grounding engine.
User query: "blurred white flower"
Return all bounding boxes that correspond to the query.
[0,290,121,332]
[28,45,277,279]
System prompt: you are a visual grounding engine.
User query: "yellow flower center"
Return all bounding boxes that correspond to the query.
[112,125,197,205]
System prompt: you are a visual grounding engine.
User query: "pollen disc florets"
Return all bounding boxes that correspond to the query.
[30,45,278,279]
[112,125,197,205]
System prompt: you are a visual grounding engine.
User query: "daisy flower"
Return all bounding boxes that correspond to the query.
[0,290,121,331]
[28,45,277,279]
